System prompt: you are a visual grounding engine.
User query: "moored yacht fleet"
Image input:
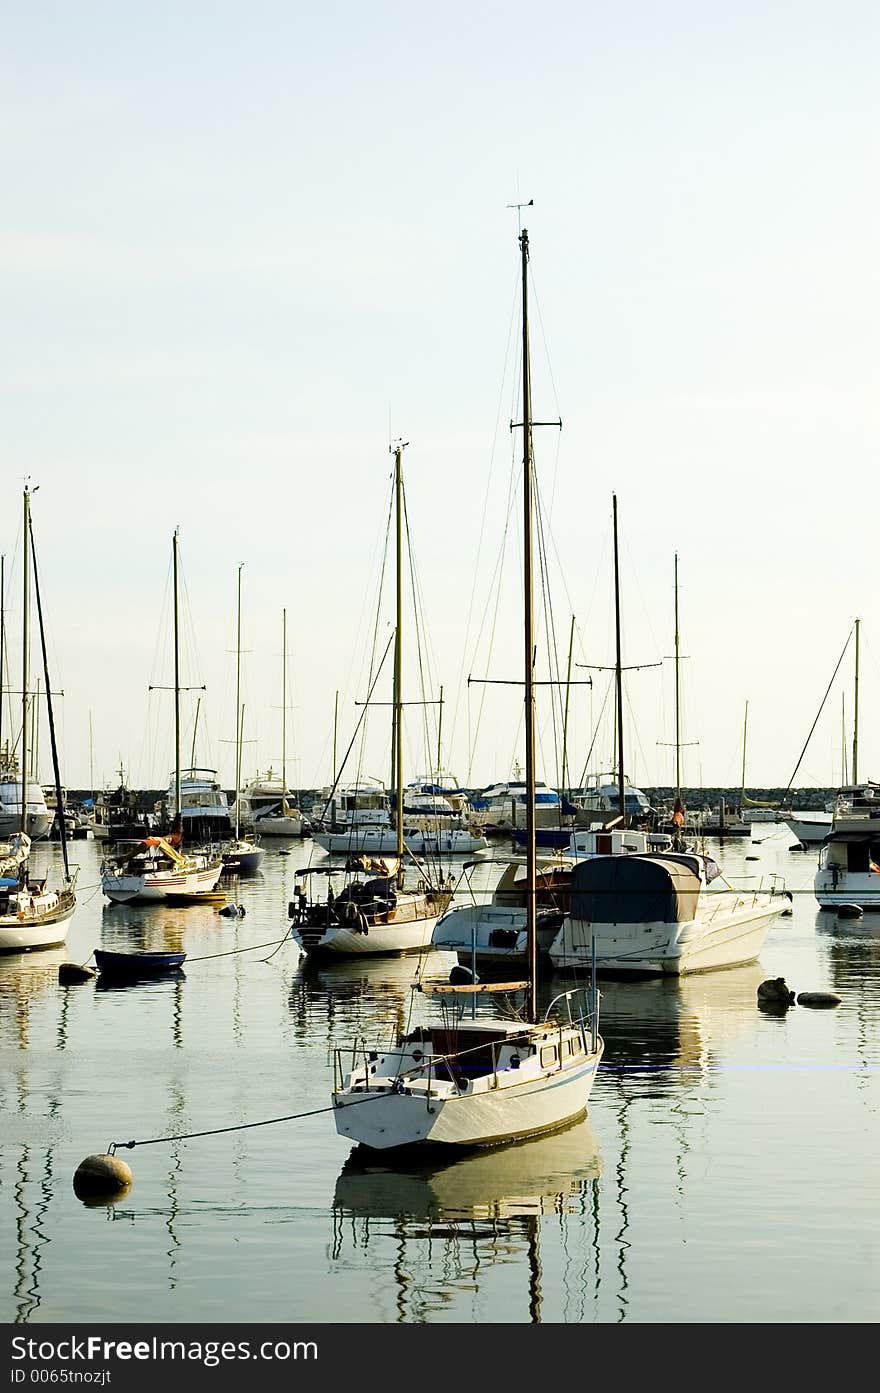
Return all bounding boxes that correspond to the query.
[1,226,869,1170]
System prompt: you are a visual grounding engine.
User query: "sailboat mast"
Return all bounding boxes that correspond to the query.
[852,616,860,785]
[0,555,4,762]
[28,507,70,881]
[173,527,181,821]
[281,608,287,794]
[21,487,30,836]
[674,554,681,803]
[520,227,538,1025]
[613,494,626,824]
[562,614,575,800]
[235,564,243,839]
[392,442,405,868]
[740,700,749,808]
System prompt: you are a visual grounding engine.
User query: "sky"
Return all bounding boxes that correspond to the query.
[1,1,877,796]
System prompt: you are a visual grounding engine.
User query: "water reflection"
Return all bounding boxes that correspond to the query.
[596,962,767,1079]
[332,1117,602,1322]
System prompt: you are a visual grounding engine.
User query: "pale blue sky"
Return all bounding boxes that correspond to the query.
[2,2,877,793]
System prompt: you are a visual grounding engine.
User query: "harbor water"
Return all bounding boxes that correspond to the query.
[1,828,878,1323]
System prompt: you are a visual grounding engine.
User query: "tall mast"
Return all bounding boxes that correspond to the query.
[89,710,94,802]
[235,564,243,839]
[21,487,30,835]
[28,504,70,881]
[852,616,860,785]
[0,554,4,763]
[281,608,287,794]
[436,684,443,777]
[740,700,749,809]
[674,554,681,804]
[173,527,181,820]
[562,614,575,800]
[520,227,538,1024]
[391,441,405,872]
[613,494,626,824]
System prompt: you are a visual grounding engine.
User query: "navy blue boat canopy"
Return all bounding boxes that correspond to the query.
[569,855,702,924]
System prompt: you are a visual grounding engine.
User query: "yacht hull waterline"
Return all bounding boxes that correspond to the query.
[333,1029,603,1150]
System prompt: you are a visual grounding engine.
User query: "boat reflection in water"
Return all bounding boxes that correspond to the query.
[595,960,769,1076]
[332,1116,602,1322]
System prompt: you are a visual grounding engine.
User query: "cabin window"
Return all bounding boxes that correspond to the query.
[847,843,871,873]
[540,1044,558,1067]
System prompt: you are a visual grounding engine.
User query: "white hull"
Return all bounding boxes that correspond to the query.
[333,1021,603,1150]
[0,811,52,841]
[102,861,223,904]
[0,899,75,953]
[252,814,304,837]
[814,871,880,908]
[297,911,442,957]
[785,816,832,845]
[313,826,487,855]
[432,904,560,963]
[551,896,786,975]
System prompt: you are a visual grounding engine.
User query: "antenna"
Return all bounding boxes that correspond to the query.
[507,197,534,233]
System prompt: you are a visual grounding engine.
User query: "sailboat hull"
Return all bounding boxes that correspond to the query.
[0,896,75,953]
[102,862,223,904]
[333,1047,602,1150]
[296,912,443,957]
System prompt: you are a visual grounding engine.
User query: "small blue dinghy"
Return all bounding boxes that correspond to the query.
[94,949,186,978]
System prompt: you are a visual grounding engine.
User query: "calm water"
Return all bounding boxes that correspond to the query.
[1,828,878,1324]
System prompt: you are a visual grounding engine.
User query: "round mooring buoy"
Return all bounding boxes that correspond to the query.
[73,1153,133,1201]
[837,904,863,919]
[796,991,841,1008]
[58,962,96,985]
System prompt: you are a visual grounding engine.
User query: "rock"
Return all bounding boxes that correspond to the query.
[757,977,796,1005]
[59,962,96,985]
[796,991,841,1008]
[218,904,239,917]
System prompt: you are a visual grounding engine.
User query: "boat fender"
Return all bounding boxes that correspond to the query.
[796,991,841,1008]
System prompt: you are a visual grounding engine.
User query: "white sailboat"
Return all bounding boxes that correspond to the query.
[813,620,880,906]
[293,442,454,957]
[220,566,264,876]
[331,225,603,1149]
[236,609,304,837]
[0,555,51,841]
[101,529,223,904]
[549,499,789,976]
[0,487,77,952]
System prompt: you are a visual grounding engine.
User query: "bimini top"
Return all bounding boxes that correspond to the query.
[569,854,702,925]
